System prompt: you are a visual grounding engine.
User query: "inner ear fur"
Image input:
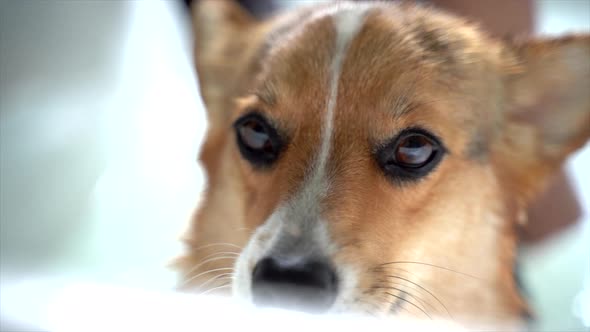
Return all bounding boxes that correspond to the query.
[496,35,590,204]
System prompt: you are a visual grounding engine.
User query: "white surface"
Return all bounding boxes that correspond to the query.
[1,279,469,332]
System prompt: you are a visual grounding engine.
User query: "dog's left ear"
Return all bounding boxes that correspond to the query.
[499,36,590,202]
[191,0,265,127]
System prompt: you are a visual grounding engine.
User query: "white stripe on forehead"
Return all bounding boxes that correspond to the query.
[276,6,369,240]
[267,4,370,262]
[312,6,369,189]
[232,6,371,299]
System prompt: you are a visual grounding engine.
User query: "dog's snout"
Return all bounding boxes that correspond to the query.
[251,256,338,313]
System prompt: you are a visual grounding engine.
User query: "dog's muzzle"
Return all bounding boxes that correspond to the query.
[250,255,338,313]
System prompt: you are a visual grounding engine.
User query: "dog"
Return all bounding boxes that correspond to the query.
[173,0,590,327]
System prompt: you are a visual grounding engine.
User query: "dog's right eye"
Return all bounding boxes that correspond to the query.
[234,112,283,168]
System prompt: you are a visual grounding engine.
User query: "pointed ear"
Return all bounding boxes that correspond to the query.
[506,36,590,159]
[191,0,261,125]
[499,35,590,201]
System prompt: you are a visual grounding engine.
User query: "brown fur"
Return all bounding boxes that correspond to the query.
[174,0,590,327]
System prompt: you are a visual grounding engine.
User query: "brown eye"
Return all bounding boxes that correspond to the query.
[234,113,284,168]
[395,135,434,167]
[375,128,445,182]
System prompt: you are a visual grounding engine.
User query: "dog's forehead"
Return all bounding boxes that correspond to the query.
[250,2,501,159]
[256,4,492,98]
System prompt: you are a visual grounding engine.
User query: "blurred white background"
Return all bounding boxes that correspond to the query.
[0,0,588,331]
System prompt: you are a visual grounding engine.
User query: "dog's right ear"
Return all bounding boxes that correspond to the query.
[191,0,263,126]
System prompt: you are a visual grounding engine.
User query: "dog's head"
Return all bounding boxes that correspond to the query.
[176,0,590,325]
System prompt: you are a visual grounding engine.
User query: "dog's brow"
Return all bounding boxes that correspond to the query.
[251,81,278,106]
[390,95,419,119]
[387,79,420,119]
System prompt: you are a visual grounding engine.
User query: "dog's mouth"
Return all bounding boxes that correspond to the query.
[230,249,460,320]
[241,258,422,318]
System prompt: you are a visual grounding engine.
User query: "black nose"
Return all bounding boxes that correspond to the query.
[251,256,338,313]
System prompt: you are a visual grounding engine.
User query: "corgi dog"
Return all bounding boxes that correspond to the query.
[174,0,590,327]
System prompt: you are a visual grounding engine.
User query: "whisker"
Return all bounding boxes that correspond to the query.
[194,252,240,261]
[384,291,432,319]
[371,283,438,317]
[371,264,453,319]
[197,273,234,293]
[372,292,418,318]
[182,267,235,286]
[360,294,414,317]
[373,268,448,317]
[199,282,232,296]
[189,242,242,252]
[376,261,483,281]
[384,275,453,319]
[183,253,239,278]
[192,251,240,261]
[373,266,418,280]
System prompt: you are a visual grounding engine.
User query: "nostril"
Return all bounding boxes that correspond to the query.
[251,257,338,313]
[252,257,335,289]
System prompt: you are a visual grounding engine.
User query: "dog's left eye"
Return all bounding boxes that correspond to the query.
[234,112,283,168]
[395,134,435,167]
[376,128,445,182]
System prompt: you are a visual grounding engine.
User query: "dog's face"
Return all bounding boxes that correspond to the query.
[176,0,590,325]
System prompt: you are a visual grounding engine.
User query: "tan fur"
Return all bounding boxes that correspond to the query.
[175,0,590,327]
